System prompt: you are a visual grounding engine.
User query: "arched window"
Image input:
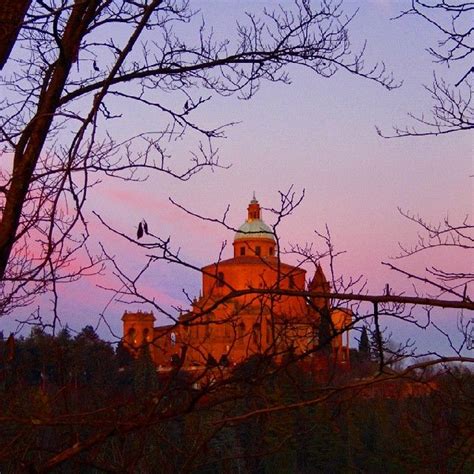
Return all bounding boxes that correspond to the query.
[269,247,274,256]
[170,331,177,346]
[238,322,245,340]
[255,246,261,256]
[127,327,136,345]
[205,322,211,338]
[206,353,218,367]
[217,271,225,287]
[143,327,150,342]
[252,323,261,345]
[240,246,246,256]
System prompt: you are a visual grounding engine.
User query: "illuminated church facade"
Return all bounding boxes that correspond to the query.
[122,196,351,371]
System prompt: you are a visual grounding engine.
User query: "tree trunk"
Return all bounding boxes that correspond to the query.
[0,0,101,281]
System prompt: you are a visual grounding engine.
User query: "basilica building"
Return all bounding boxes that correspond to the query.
[122,196,351,371]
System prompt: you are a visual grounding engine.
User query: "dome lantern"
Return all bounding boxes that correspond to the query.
[247,192,261,221]
[233,195,276,258]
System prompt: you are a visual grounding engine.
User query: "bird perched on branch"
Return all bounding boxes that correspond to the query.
[137,219,149,239]
[137,222,144,239]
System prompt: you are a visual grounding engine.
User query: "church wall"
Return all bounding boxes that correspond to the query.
[121,197,351,372]
[232,237,276,258]
[201,260,308,320]
[330,308,351,365]
[175,308,274,366]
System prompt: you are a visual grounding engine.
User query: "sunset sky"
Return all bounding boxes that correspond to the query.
[4,1,472,355]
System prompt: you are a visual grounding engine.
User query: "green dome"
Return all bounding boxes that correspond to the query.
[234,219,275,242]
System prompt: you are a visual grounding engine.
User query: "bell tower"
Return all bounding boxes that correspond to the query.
[122,311,155,355]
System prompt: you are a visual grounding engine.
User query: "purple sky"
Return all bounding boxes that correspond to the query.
[5,1,472,355]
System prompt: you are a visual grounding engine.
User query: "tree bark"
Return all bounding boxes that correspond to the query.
[0,0,101,281]
[0,0,31,69]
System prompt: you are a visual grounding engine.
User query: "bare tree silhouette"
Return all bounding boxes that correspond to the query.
[0,0,399,324]
[379,0,473,137]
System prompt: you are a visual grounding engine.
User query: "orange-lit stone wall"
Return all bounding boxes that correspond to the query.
[121,197,351,371]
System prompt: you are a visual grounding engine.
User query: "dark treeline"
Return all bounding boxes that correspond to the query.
[0,328,473,473]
